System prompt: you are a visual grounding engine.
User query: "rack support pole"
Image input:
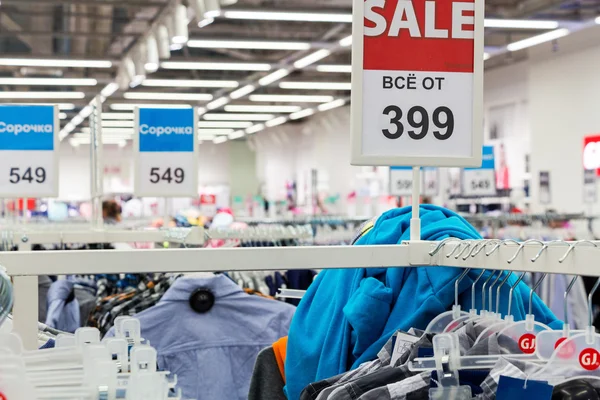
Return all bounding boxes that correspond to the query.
[13,240,38,350]
[411,166,421,241]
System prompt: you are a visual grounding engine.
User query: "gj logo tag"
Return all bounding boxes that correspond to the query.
[555,337,576,359]
[580,348,600,370]
[518,333,537,354]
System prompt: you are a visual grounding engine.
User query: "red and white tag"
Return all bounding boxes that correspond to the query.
[351,0,484,167]
[518,333,537,354]
[554,337,576,359]
[579,348,600,371]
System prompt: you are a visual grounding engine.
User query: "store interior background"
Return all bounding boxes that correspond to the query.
[6,1,600,225]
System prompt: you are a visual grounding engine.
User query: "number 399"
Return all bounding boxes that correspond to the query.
[382,106,454,140]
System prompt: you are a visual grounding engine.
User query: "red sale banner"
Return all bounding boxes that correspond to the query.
[364,0,475,73]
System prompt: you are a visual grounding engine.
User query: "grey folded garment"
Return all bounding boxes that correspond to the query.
[248,346,287,400]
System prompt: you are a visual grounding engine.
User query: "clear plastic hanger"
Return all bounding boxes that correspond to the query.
[535,241,596,359]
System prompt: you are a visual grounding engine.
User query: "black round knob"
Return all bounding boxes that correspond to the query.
[189,288,215,313]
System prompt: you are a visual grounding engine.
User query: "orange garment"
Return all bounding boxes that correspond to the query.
[272,336,288,382]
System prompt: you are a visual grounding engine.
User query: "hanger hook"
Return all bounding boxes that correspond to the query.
[454,268,471,306]
[481,270,499,313]
[588,278,600,330]
[559,240,597,263]
[446,241,466,258]
[455,242,473,259]
[529,273,548,316]
[485,238,519,257]
[471,239,499,258]
[507,272,527,317]
[531,239,569,262]
[507,239,544,264]
[471,269,487,311]
[564,275,579,327]
[495,272,513,315]
[428,237,460,257]
[488,270,505,312]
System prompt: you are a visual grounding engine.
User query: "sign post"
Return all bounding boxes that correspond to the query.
[461,146,497,197]
[0,105,59,198]
[351,0,484,239]
[134,108,199,221]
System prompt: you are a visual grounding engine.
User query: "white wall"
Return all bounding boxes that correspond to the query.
[527,26,600,213]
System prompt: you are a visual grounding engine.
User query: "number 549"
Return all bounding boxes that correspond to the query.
[150,167,184,184]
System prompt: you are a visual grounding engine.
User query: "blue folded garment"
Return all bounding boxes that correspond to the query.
[284,205,560,400]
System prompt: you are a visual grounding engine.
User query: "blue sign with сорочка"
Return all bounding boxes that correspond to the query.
[138,108,195,152]
[0,105,55,151]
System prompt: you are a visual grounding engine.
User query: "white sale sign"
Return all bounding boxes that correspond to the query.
[134,108,198,197]
[351,0,483,167]
[0,105,59,197]
[461,146,496,196]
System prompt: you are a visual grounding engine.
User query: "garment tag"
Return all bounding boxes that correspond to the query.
[390,332,420,366]
[496,376,553,400]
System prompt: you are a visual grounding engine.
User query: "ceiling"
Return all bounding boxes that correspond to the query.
[0,0,598,144]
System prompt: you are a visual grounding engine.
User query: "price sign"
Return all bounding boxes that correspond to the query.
[0,105,58,197]
[134,107,198,197]
[584,169,597,204]
[422,167,439,196]
[462,146,496,196]
[389,167,413,196]
[350,0,483,167]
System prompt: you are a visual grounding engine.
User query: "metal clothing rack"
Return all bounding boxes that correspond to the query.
[4,237,600,350]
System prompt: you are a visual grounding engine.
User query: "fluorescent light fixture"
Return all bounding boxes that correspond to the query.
[199,129,235,135]
[142,79,239,88]
[170,43,183,51]
[0,58,112,68]
[484,52,490,61]
[484,19,559,29]
[258,69,290,86]
[0,77,97,86]
[71,115,84,126]
[110,103,192,110]
[198,107,207,117]
[228,130,246,140]
[213,136,228,144]
[59,112,68,120]
[161,61,271,71]
[100,120,135,128]
[318,98,346,112]
[294,49,331,69]
[198,18,214,28]
[225,105,301,113]
[249,94,335,103]
[316,64,351,73]
[265,116,287,128]
[206,97,230,110]
[596,16,600,24]
[222,10,352,23]
[100,82,119,97]
[187,39,311,51]
[198,121,253,128]
[204,113,274,121]
[102,113,133,120]
[0,91,85,99]
[123,92,213,101]
[204,0,221,19]
[198,134,218,141]
[145,36,160,73]
[230,85,256,99]
[507,28,569,51]
[69,137,127,146]
[58,103,76,110]
[290,108,315,120]
[173,4,189,44]
[245,124,265,134]
[339,35,352,47]
[279,82,351,90]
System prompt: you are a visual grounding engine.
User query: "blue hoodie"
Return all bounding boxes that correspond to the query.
[284,205,560,399]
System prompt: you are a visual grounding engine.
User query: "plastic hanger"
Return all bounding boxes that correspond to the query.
[425,239,475,333]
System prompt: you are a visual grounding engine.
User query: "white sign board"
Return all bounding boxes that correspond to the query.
[462,146,496,196]
[351,0,483,167]
[422,167,439,197]
[0,105,59,197]
[389,167,414,196]
[134,107,198,197]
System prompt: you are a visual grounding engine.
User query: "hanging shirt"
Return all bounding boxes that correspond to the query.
[45,280,80,333]
[106,275,295,400]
